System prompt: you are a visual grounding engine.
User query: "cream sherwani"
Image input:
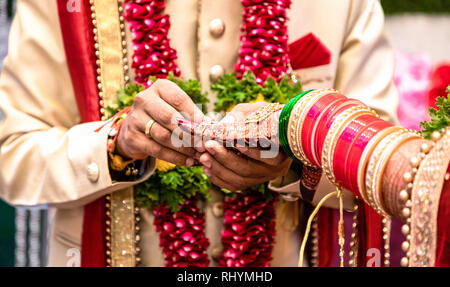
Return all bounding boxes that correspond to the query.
[0,0,399,266]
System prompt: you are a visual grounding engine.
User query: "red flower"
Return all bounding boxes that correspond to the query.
[428,63,450,109]
[153,199,210,267]
[235,0,292,83]
[219,193,277,267]
[124,0,180,86]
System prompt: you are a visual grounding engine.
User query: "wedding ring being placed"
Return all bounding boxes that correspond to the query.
[145,119,156,138]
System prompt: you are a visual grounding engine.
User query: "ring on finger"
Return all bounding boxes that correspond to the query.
[145,119,156,138]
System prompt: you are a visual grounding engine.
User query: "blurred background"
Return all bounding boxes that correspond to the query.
[0,0,449,267]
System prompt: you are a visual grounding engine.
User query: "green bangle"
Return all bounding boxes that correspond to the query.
[279,90,314,159]
[279,96,299,157]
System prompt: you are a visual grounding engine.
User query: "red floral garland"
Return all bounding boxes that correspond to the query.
[219,0,291,267]
[219,194,277,267]
[124,0,209,267]
[123,0,292,267]
[124,0,180,86]
[153,199,210,267]
[235,0,292,84]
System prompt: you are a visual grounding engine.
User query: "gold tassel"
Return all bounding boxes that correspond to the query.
[298,187,345,267]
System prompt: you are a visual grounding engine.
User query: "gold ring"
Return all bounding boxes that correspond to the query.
[145,119,155,138]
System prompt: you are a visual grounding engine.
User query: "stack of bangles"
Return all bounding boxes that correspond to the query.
[279,89,421,214]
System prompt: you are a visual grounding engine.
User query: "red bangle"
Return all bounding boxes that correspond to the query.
[344,119,393,196]
[313,99,364,165]
[301,93,345,166]
[311,97,349,165]
[332,115,370,190]
[332,115,389,191]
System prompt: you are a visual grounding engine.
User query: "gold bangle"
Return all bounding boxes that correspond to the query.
[289,90,323,166]
[322,105,377,187]
[371,131,420,215]
[365,130,405,212]
[287,95,305,163]
[364,129,414,214]
[298,89,339,166]
[290,89,338,167]
[357,126,402,203]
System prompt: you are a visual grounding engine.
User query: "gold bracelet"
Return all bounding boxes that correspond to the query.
[371,131,420,215]
[322,105,377,187]
[290,89,338,167]
[245,102,283,123]
[357,126,402,203]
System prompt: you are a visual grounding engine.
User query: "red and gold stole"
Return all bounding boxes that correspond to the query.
[57,0,136,267]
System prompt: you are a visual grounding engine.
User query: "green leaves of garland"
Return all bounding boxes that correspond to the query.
[212,72,302,112]
[106,72,209,116]
[420,86,450,139]
[135,166,211,212]
[106,83,144,117]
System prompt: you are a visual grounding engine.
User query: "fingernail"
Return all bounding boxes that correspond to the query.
[186,158,195,167]
[200,158,212,168]
[203,168,211,177]
[176,117,188,125]
[205,141,217,155]
[237,146,248,152]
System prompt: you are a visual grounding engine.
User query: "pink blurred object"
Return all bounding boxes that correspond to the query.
[394,51,432,130]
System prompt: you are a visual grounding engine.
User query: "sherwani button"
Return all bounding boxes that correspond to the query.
[87,162,100,183]
[212,202,224,217]
[209,18,225,38]
[211,246,223,261]
[209,65,224,83]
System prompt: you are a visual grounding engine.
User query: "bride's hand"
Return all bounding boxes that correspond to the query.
[177,102,282,148]
[178,102,291,192]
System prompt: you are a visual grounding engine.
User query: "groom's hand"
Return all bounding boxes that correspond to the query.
[116,79,206,166]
